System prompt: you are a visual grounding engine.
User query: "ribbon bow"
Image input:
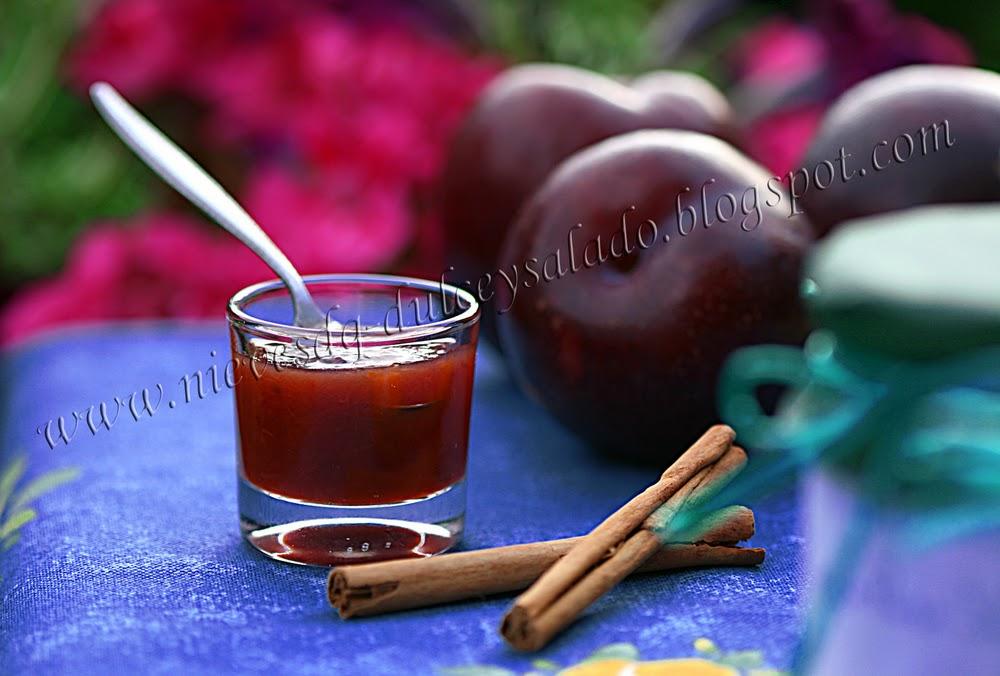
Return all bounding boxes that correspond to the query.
[715,330,1000,541]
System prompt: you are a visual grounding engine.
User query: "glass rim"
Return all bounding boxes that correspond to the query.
[227,273,480,342]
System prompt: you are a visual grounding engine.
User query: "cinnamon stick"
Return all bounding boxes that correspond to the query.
[504,425,734,621]
[328,505,757,618]
[502,434,749,651]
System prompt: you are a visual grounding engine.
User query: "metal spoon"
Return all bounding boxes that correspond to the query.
[90,82,331,329]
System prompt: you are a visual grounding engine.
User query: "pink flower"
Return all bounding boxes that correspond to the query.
[187,15,498,183]
[744,105,826,176]
[242,165,412,273]
[731,1,975,174]
[0,214,270,347]
[67,0,181,99]
[188,13,369,149]
[732,19,827,83]
[12,2,501,347]
[66,0,293,99]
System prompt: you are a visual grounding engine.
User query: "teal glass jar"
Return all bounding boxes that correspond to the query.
[718,204,1000,675]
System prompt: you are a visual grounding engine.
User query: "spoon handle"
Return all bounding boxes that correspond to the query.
[90,82,328,327]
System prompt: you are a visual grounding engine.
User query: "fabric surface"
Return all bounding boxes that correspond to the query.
[0,325,805,674]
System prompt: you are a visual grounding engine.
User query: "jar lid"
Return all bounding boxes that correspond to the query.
[803,204,1000,360]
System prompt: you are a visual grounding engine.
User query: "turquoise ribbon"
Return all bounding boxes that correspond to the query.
[717,330,1000,537]
[702,330,1000,673]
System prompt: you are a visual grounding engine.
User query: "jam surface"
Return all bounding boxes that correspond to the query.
[233,339,476,505]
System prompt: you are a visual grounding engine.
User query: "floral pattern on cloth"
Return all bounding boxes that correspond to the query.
[442,639,785,676]
[0,456,79,578]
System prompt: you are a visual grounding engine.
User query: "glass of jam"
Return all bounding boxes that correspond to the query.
[227,274,479,566]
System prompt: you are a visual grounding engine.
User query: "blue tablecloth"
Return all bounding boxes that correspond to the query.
[0,325,805,674]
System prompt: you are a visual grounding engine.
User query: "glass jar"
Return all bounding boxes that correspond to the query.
[718,205,1000,674]
[227,274,480,566]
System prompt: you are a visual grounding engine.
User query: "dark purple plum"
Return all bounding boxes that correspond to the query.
[439,64,737,342]
[497,130,812,462]
[800,65,1000,236]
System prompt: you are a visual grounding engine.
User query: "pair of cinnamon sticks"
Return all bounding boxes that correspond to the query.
[327,425,759,651]
[501,424,747,650]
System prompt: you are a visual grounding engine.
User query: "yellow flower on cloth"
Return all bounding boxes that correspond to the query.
[557,658,632,676]
[443,638,785,676]
[561,657,736,675]
[634,658,738,675]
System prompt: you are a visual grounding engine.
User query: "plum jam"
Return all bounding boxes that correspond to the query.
[228,275,479,566]
[233,340,476,505]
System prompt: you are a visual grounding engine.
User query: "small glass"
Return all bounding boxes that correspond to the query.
[227,274,479,566]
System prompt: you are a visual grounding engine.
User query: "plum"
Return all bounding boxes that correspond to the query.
[799,65,1000,236]
[497,129,812,462]
[439,63,736,341]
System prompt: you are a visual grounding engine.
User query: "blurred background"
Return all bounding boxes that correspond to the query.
[1,0,997,346]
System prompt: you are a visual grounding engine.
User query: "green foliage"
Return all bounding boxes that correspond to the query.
[0,0,150,287]
[895,0,1000,71]
[484,0,662,73]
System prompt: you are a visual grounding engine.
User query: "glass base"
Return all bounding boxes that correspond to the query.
[238,476,465,566]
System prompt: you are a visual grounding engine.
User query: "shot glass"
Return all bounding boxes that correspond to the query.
[227,274,479,566]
